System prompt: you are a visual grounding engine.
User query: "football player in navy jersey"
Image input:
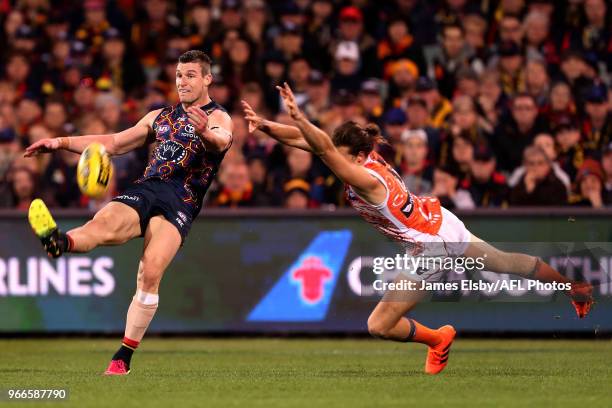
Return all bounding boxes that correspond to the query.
[24,50,233,375]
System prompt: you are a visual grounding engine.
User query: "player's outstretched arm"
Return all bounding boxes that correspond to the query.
[186,106,232,152]
[24,109,162,157]
[277,83,380,194]
[241,100,313,152]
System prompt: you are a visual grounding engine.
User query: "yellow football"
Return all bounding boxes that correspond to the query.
[76,142,113,198]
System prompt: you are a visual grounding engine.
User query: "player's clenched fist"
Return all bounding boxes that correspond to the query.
[24,138,64,157]
[186,106,209,135]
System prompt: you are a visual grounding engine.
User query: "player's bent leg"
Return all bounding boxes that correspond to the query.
[68,202,141,253]
[367,277,456,375]
[464,234,593,318]
[105,216,182,376]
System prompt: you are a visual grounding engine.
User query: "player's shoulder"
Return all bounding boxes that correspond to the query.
[136,107,166,128]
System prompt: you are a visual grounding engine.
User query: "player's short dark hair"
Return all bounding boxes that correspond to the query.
[332,121,384,156]
[178,50,212,75]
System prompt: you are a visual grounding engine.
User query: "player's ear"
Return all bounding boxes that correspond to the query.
[204,73,213,87]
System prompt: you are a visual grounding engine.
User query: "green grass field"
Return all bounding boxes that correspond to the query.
[1,338,611,407]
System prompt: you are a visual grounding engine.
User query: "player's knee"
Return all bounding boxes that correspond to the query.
[367,315,390,339]
[139,258,165,292]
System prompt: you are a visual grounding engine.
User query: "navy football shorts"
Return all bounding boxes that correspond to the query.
[112,178,194,243]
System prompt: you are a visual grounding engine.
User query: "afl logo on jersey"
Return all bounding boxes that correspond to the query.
[157,125,170,134]
[155,140,187,163]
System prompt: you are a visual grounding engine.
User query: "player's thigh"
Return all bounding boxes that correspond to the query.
[140,215,182,279]
[91,201,141,240]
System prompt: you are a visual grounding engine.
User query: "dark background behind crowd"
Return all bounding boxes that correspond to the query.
[1,0,612,211]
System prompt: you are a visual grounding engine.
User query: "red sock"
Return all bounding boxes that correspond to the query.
[532,259,571,284]
[408,319,442,347]
[122,337,140,350]
[65,233,74,252]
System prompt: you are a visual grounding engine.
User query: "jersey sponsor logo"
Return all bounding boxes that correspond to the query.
[178,116,186,122]
[155,140,187,163]
[115,194,140,201]
[177,211,188,223]
[185,124,195,133]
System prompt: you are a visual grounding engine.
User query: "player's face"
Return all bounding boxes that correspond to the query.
[176,62,212,104]
[337,146,367,164]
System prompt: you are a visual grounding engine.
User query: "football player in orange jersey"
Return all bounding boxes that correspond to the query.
[242,83,593,375]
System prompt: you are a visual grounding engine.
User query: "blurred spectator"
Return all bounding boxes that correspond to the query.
[93,28,146,95]
[2,166,37,210]
[378,108,407,167]
[509,146,567,206]
[406,96,441,161]
[464,144,509,207]
[509,133,571,191]
[431,166,475,210]
[523,9,559,65]
[131,0,181,65]
[543,81,576,123]
[387,59,419,108]
[495,40,525,97]
[1,0,611,210]
[493,93,549,172]
[424,23,473,98]
[210,160,256,208]
[358,79,384,126]
[582,84,611,153]
[602,143,612,205]
[400,129,434,195]
[283,178,311,209]
[43,99,68,136]
[378,18,425,76]
[414,77,452,129]
[569,158,605,208]
[525,59,550,107]
[271,147,321,206]
[246,154,272,206]
[331,6,378,78]
[438,95,489,170]
[331,41,362,95]
[477,70,506,128]
[554,115,585,181]
[304,71,331,122]
[462,12,488,60]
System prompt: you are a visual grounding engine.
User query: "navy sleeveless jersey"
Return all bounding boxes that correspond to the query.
[138,100,230,213]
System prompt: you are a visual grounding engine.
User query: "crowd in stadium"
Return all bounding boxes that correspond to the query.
[1,0,612,210]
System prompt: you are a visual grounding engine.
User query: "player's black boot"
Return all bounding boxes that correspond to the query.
[40,228,70,259]
[28,199,69,258]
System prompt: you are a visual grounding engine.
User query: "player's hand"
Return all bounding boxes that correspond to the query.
[186,106,209,136]
[24,138,60,157]
[241,100,264,133]
[276,82,304,121]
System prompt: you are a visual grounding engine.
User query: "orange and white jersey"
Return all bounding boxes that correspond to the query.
[345,152,470,255]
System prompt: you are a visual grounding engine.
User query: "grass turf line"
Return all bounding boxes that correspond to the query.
[0,338,610,408]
